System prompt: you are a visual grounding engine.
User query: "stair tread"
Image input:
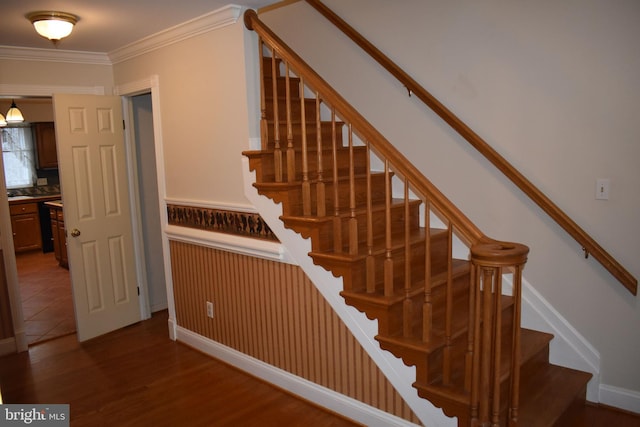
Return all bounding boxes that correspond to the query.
[252,171,387,189]
[282,198,422,224]
[518,363,592,427]
[243,144,357,157]
[376,293,515,355]
[341,258,469,305]
[411,329,556,408]
[309,227,429,263]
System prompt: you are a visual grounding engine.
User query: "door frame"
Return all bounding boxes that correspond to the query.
[115,75,174,329]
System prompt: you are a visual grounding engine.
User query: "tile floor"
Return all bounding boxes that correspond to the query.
[16,251,75,345]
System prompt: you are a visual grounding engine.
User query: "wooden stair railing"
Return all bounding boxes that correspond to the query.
[304,0,637,296]
[244,9,538,426]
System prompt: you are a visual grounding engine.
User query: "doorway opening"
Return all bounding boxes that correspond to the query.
[0,98,74,345]
[1,90,167,347]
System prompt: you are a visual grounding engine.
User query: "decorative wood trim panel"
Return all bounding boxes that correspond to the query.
[170,240,420,424]
[167,204,278,242]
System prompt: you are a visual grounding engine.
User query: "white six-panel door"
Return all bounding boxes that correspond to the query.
[53,94,140,342]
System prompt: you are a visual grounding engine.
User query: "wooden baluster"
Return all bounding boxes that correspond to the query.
[270,49,282,182]
[491,268,503,427]
[479,267,494,424]
[366,141,375,293]
[348,124,358,255]
[422,201,432,342]
[509,264,524,427]
[383,159,393,297]
[443,225,454,385]
[315,92,326,217]
[470,263,482,426]
[465,261,477,392]
[403,178,412,337]
[259,38,268,151]
[299,76,311,215]
[331,108,342,253]
[285,62,295,183]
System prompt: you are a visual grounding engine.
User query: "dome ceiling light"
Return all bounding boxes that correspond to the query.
[6,100,24,124]
[27,11,79,45]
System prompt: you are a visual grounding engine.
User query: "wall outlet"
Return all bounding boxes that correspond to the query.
[206,301,214,318]
[36,178,48,186]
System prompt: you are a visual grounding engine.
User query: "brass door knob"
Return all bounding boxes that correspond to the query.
[70,229,81,238]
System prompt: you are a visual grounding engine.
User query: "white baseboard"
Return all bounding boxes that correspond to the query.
[599,384,640,415]
[150,301,168,313]
[175,326,420,427]
[0,337,16,356]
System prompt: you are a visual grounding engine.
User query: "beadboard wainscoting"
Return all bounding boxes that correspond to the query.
[169,240,421,425]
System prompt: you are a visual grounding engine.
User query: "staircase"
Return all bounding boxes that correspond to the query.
[243,10,592,426]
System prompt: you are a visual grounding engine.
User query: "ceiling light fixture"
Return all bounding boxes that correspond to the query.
[6,100,24,124]
[0,114,6,127]
[27,11,79,45]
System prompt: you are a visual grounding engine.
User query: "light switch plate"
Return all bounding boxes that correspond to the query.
[596,178,610,200]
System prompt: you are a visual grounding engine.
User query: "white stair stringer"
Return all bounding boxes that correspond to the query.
[242,157,456,427]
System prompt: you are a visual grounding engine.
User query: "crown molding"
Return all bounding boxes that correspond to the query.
[109,4,243,64]
[0,83,105,97]
[0,45,111,65]
[0,4,244,67]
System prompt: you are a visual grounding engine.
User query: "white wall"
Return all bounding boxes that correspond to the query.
[0,58,114,92]
[112,19,254,208]
[261,0,640,397]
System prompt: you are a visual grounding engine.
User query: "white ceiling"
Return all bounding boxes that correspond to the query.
[0,0,277,53]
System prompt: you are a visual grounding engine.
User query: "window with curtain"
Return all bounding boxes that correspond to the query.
[1,126,36,189]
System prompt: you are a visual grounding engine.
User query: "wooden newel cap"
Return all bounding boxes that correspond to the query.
[470,240,529,267]
[244,9,257,31]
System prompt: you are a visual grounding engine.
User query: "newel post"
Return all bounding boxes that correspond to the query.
[468,240,528,427]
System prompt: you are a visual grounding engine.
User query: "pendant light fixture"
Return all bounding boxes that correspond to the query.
[6,100,24,124]
[0,114,6,127]
[27,11,79,45]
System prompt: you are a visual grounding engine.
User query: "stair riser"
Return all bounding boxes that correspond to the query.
[265,121,344,151]
[310,238,431,294]
[247,146,368,183]
[294,201,422,252]
[265,97,318,122]
[262,57,282,78]
[345,272,470,340]
[427,303,515,387]
[376,292,515,391]
[257,174,390,217]
[264,76,301,100]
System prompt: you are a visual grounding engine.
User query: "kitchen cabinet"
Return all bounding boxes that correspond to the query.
[47,202,68,268]
[10,202,42,252]
[33,122,58,169]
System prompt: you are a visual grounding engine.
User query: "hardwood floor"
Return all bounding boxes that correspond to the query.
[1,310,638,426]
[0,311,360,426]
[569,404,640,427]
